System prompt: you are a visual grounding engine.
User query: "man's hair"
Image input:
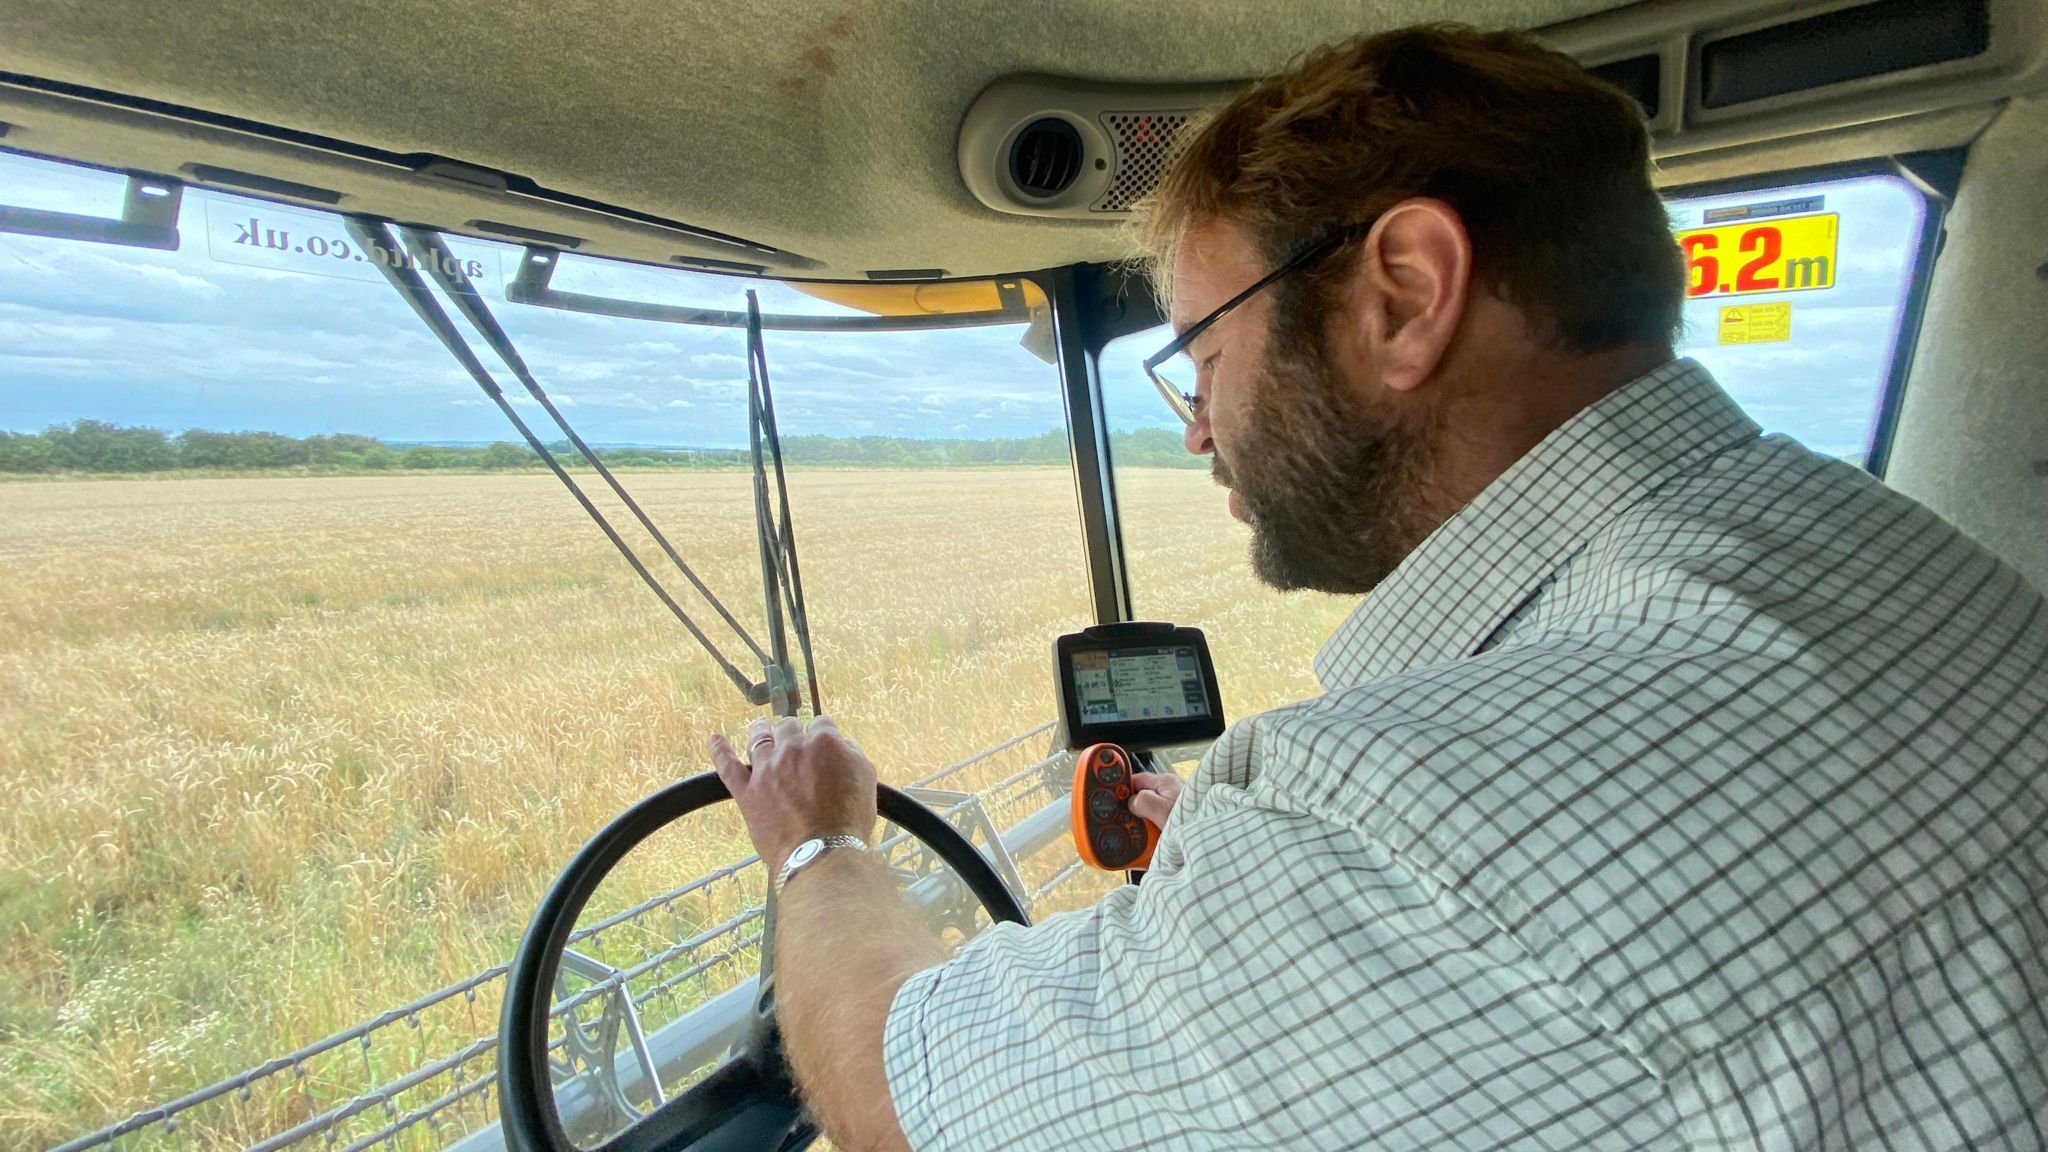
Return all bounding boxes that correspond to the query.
[1141,24,1683,351]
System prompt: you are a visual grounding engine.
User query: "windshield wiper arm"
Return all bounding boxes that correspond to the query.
[745,291,821,717]
[398,225,771,667]
[347,218,771,705]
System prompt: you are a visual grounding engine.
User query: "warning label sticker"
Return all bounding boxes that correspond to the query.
[1702,195,1825,224]
[1718,301,1792,345]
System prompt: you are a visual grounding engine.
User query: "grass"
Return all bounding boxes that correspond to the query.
[0,468,1355,1148]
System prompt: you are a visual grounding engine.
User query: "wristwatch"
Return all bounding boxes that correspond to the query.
[777,835,869,888]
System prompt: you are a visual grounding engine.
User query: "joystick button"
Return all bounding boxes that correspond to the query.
[1088,791,1120,821]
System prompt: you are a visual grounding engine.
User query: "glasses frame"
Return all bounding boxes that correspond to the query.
[1141,222,1372,426]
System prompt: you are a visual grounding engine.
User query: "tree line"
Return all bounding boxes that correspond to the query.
[0,420,1204,474]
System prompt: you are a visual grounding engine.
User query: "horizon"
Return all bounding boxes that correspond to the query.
[4,417,1086,452]
[0,418,1211,473]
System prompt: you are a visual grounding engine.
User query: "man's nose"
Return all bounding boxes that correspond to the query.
[1183,417,1214,456]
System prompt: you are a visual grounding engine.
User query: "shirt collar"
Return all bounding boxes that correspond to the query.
[1314,358,1760,690]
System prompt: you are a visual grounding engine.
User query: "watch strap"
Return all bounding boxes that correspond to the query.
[777,834,869,888]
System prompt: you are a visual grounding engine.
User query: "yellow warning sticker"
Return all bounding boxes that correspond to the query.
[1677,213,1838,299]
[1718,301,1792,345]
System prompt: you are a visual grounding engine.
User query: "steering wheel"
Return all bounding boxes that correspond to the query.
[498,773,1031,1152]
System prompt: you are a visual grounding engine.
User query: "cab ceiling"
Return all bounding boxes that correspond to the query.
[0,0,2030,279]
[0,0,1640,276]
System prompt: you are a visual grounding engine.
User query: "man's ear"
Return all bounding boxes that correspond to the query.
[1351,199,1472,394]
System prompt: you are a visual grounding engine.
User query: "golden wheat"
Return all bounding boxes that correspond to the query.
[0,469,1354,1148]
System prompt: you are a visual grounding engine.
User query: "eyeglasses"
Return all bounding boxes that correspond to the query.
[1143,223,1371,427]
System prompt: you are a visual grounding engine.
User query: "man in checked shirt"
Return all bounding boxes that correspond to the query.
[710,24,2048,1152]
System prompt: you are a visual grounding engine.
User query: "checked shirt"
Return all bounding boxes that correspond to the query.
[883,359,2048,1150]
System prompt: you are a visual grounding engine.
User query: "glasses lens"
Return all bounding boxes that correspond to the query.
[1148,356,1198,426]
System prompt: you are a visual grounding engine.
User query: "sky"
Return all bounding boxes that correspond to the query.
[1,149,1926,458]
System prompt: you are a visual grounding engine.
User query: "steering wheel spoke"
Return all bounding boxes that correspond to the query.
[596,1050,811,1152]
[499,774,1029,1152]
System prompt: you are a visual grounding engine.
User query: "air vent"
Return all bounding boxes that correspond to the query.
[960,77,1239,219]
[1009,118,1084,198]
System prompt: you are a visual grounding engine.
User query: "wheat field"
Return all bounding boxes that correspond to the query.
[0,468,1356,1148]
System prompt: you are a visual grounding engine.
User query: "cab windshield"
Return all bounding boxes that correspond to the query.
[0,148,1139,1150]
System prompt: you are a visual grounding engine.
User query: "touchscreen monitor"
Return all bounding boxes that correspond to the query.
[1056,623,1225,751]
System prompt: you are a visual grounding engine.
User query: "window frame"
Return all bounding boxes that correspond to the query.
[1037,262,1165,627]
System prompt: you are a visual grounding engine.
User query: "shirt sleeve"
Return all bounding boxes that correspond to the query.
[882,781,1684,1151]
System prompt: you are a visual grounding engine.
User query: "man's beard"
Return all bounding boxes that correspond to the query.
[1212,325,1438,595]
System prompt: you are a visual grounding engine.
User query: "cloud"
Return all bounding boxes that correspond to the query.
[507,393,577,409]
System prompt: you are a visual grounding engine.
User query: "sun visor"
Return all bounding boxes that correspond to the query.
[786,278,1046,318]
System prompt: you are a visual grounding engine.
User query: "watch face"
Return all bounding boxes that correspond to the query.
[786,839,822,869]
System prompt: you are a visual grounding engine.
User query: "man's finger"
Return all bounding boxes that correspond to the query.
[1130,789,1172,826]
[709,733,747,795]
[808,714,852,751]
[1132,772,1182,799]
[746,717,774,755]
[774,714,805,750]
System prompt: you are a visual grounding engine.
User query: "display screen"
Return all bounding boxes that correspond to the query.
[1072,644,1209,725]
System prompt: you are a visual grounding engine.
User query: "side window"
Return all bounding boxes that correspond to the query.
[1099,170,1936,717]
[1,149,1098,1149]
[1667,172,1931,468]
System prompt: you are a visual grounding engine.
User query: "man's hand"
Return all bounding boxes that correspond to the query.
[710,714,877,877]
[706,715,927,1152]
[1130,770,1184,827]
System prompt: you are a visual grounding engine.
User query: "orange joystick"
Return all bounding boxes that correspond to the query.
[1070,743,1159,870]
